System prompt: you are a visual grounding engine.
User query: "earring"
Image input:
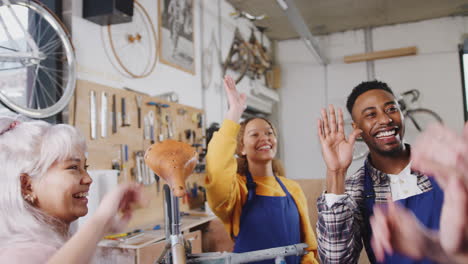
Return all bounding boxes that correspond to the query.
[24,194,36,204]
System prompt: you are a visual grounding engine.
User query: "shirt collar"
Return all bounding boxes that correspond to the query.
[364,144,420,184]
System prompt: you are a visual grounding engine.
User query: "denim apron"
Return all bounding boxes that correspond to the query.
[233,171,302,264]
[362,166,444,264]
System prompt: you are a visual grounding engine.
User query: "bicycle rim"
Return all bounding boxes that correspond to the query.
[222,42,251,84]
[0,0,76,118]
[404,108,443,143]
[107,0,158,78]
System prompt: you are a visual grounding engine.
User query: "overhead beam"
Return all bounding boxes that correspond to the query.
[275,0,328,65]
[344,46,418,63]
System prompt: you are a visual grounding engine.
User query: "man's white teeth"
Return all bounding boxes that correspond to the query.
[258,145,271,150]
[376,130,396,138]
[73,192,88,198]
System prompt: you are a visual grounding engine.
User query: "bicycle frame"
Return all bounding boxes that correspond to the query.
[0,0,43,65]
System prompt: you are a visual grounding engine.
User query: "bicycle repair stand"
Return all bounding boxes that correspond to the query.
[155,184,308,264]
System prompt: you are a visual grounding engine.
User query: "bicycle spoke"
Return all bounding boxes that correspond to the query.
[38,65,63,97]
[37,21,53,47]
[38,64,65,74]
[28,65,40,107]
[40,38,62,54]
[0,45,19,52]
[32,74,42,109]
[34,14,45,46]
[38,65,60,82]
[36,69,58,107]
[40,36,61,52]
[40,66,63,94]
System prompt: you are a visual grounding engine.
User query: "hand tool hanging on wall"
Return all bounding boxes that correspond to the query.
[135,151,143,184]
[144,111,155,142]
[197,113,203,128]
[185,129,196,144]
[191,112,203,128]
[90,90,97,140]
[165,114,174,139]
[101,92,108,138]
[135,95,142,128]
[120,144,130,181]
[147,101,169,142]
[135,151,155,185]
[121,98,131,127]
[112,94,117,134]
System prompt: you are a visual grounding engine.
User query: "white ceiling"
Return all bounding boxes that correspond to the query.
[226,0,468,40]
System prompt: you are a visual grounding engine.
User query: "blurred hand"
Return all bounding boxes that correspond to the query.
[411,123,468,256]
[370,201,429,261]
[411,123,468,189]
[439,176,468,255]
[223,75,246,123]
[318,105,361,193]
[94,183,148,235]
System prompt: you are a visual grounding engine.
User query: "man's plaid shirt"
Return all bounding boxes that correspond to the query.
[316,158,434,264]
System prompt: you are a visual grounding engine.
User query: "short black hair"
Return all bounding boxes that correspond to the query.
[346,80,394,114]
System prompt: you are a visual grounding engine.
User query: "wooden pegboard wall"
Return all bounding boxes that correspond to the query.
[70,80,206,229]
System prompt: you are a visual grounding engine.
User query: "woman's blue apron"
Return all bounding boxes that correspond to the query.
[233,171,302,264]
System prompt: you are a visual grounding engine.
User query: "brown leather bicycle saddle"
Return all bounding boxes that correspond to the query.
[144,139,198,197]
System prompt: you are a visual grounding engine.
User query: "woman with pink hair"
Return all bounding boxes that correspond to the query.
[0,116,147,263]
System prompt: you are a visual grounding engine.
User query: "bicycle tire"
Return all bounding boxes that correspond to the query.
[0,0,76,118]
[404,108,443,144]
[222,32,252,84]
[107,0,158,78]
[405,108,442,131]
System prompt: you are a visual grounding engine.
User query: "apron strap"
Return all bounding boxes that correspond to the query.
[363,165,378,264]
[234,171,257,240]
[245,171,257,202]
[275,175,293,198]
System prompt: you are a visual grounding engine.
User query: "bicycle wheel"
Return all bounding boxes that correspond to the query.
[0,0,76,118]
[222,31,252,84]
[404,108,443,144]
[106,0,158,78]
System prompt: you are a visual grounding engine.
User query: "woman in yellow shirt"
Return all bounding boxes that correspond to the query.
[205,75,318,264]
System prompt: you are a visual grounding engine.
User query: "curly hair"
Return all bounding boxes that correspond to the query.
[346,80,395,115]
[235,117,285,177]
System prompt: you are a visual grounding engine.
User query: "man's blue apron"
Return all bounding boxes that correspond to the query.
[362,166,444,264]
[233,171,302,264]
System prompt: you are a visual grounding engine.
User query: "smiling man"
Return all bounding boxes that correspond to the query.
[315,81,444,264]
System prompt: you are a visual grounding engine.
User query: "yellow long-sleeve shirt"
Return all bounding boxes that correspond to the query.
[205,119,318,264]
